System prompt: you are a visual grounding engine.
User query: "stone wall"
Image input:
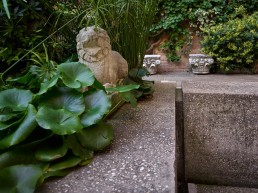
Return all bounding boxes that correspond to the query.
[151,32,202,73]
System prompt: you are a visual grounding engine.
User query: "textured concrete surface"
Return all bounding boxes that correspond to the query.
[37,81,176,193]
[145,72,258,87]
[183,81,258,187]
[188,183,258,193]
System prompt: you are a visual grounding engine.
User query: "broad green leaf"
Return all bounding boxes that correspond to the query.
[36,106,83,135]
[0,150,38,170]
[37,74,59,95]
[7,66,40,84]
[77,122,113,151]
[0,108,21,122]
[129,68,149,79]
[39,87,85,115]
[48,156,82,172]
[80,159,93,166]
[35,137,68,162]
[58,62,95,88]
[81,90,111,127]
[43,170,70,179]
[0,88,34,111]
[66,135,93,160]
[0,119,20,130]
[0,165,42,193]
[3,0,10,19]
[92,79,105,90]
[120,91,137,107]
[0,104,37,149]
[105,84,140,93]
[17,129,53,149]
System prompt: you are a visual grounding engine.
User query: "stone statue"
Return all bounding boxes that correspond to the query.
[76,26,128,84]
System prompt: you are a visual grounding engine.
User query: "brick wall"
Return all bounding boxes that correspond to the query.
[151,32,202,73]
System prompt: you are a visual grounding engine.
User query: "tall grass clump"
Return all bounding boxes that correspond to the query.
[87,0,158,69]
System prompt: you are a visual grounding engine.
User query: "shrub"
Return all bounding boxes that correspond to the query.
[151,0,257,62]
[201,11,258,72]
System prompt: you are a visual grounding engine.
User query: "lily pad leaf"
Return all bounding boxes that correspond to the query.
[43,170,70,179]
[0,119,21,131]
[0,88,34,111]
[58,62,95,89]
[0,104,37,150]
[0,150,38,170]
[48,155,82,172]
[105,84,140,93]
[81,90,111,127]
[129,68,150,79]
[77,122,113,151]
[0,165,42,193]
[36,106,83,135]
[7,68,34,84]
[66,135,93,160]
[39,87,85,115]
[35,137,68,162]
[37,74,59,95]
[0,108,23,122]
[120,91,137,108]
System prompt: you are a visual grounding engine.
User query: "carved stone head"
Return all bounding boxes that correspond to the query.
[76,26,112,62]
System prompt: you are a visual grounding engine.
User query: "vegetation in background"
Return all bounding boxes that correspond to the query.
[201,8,258,72]
[0,0,88,74]
[150,0,257,62]
[87,0,158,70]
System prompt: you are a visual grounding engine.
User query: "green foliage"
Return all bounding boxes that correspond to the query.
[125,68,154,100]
[0,165,43,193]
[87,0,158,69]
[0,0,87,74]
[201,11,258,72]
[151,0,258,62]
[0,61,139,192]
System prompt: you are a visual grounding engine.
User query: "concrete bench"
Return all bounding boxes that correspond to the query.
[183,81,258,188]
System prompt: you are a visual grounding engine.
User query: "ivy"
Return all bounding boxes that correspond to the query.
[151,0,258,62]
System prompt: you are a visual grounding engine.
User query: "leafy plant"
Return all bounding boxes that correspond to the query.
[0,61,139,192]
[0,0,88,74]
[87,0,158,69]
[150,0,258,62]
[201,11,258,72]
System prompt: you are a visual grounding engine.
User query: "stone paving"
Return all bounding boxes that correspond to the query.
[37,72,258,193]
[145,71,258,86]
[38,80,177,193]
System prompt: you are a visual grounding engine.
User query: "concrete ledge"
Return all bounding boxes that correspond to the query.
[188,183,258,193]
[183,81,258,187]
[38,82,177,193]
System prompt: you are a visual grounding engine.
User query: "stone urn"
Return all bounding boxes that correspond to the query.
[189,54,214,74]
[143,55,161,75]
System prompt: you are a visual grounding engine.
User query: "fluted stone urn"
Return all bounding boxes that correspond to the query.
[189,54,214,74]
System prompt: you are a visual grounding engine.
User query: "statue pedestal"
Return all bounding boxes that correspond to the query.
[143,55,161,75]
[189,54,214,74]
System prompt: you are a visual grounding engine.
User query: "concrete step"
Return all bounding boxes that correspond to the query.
[38,81,177,193]
[188,183,258,193]
[183,81,258,187]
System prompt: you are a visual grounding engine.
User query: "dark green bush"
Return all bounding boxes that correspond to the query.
[201,11,258,72]
[0,0,87,74]
[151,0,257,62]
